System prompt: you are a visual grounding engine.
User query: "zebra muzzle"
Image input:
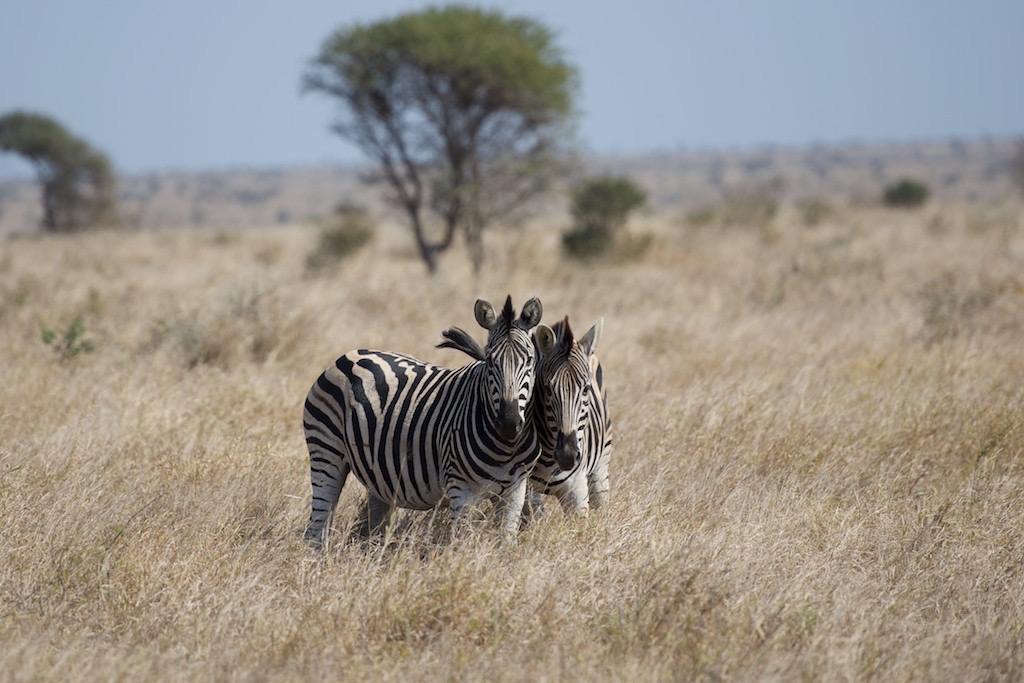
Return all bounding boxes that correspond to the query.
[554,432,581,471]
[496,399,523,441]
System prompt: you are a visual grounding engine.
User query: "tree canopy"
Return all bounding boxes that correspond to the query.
[569,175,647,235]
[303,5,578,272]
[562,174,647,258]
[0,110,115,232]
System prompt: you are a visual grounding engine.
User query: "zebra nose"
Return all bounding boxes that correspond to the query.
[554,432,580,471]
[496,399,522,441]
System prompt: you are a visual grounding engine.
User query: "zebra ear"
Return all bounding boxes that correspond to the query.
[519,297,543,330]
[535,324,556,355]
[474,299,496,330]
[578,318,603,358]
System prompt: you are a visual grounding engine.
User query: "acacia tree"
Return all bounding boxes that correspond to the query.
[0,110,115,232]
[303,5,577,273]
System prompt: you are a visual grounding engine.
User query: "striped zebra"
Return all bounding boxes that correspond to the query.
[438,316,611,516]
[302,295,544,547]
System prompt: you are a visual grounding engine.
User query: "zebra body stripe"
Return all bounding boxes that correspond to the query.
[304,296,543,546]
[529,359,612,512]
[527,317,611,514]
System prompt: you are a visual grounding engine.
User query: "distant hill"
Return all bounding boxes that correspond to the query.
[592,137,1020,208]
[1,137,1019,235]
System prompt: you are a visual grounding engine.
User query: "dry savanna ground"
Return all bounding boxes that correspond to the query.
[2,198,1023,681]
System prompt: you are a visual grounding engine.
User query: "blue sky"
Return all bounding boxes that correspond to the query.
[1,1,1021,178]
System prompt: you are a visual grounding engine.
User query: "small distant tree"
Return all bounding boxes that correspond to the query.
[303,5,578,273]
[0,110,116,232]
[562,174,646,258]
[882,178,930,208]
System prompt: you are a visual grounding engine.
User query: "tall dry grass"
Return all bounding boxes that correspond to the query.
[2,200,1023,681]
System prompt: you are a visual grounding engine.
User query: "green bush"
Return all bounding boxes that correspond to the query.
[883,178,930,208]
[561,227,613,258]
[562,175,646,259]
[41,314,96,359]
[306,202,375,272]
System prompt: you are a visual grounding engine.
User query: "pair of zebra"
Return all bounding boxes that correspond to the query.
[302,295,611,547]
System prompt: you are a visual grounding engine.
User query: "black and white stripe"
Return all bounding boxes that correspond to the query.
[302,296,544,547]
[438,316,611,516]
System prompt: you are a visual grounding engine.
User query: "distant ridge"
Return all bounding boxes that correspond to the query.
[1,137,1019,234]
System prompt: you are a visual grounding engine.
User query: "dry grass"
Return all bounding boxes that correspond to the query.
[2,200,1024,682]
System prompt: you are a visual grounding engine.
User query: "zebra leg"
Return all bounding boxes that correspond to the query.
[588,462,611,509]
[449,481,496,542]
[521,489,549,527]
[355,493,394,539]
[494,477,528,541]
[447,487,476,540]
[304,455,351,549]
[555,473,591,516]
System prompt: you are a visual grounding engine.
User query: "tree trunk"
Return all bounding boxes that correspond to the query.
[405,204,439,274]
[466,219,484,274]
[40,180,59,232]
[417,239,439,274]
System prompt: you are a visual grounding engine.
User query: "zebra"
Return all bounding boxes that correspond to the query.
[302,295,545,547]
[437,315,611,517]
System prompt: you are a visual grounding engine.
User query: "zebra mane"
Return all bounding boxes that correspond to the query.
[552,316,574,347]
[437,326,486,362]
[543,316,575,362]
[498,294,516,329]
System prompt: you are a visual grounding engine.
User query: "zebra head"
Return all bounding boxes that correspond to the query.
[475,295,543,442]
[535,317,603,471]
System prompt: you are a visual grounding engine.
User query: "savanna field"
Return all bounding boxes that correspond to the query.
[2,197,1023,681]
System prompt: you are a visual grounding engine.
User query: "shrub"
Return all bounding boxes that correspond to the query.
[883,178,930,208]
[306,201,375,272]
[561,227,613,258]
[143,286,310,369]
[41,314,96,359]
[562,175,646,259]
